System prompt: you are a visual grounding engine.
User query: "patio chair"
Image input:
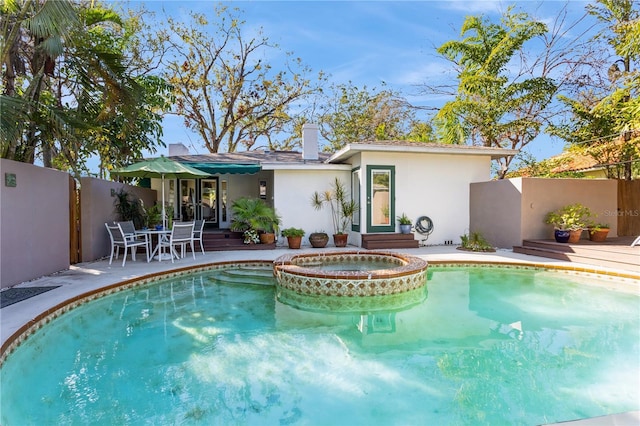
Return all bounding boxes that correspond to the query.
[105,223,150,267]
[117,221,147,243]
[158,222,195,263]
[193,219,205,255]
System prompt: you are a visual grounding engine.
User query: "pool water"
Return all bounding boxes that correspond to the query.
[1,266,638,425]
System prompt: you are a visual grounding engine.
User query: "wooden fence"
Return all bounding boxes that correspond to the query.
[617,180,640,236]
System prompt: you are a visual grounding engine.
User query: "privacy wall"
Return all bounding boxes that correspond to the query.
[1,160,70,288]
[470,178,618,248]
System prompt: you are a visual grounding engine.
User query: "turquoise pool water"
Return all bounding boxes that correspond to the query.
[1,266,638,425]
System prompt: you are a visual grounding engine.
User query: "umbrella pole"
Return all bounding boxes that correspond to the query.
[162,174,167,230]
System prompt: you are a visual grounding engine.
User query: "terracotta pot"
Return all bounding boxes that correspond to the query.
[309,233,329,248]
[259,232,276,244]
[287,236,302,249]
[333,233,348,247]
[589,229,609,242]
[567,229,582,243]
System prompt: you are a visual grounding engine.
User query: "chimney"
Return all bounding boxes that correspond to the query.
[302,123,319,161]
[168,143,190,156]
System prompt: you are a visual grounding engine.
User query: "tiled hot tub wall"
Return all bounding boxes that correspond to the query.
[273,251,428,297]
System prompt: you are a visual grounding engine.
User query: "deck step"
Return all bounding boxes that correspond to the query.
[513,239,639,273]
[361,233,419,250]
[202,231,275,251]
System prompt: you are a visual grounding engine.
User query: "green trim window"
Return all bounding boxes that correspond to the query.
[367,165,395,233]
[351,167,360,232]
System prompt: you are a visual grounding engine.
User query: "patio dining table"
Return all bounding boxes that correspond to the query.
[136,228,175,261]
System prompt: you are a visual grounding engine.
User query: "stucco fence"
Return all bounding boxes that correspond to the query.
[1,159,155,289]
[470,177,621,249]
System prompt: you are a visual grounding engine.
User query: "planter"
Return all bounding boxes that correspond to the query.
[589,228,610,242]
[286,236,302,249]
[333,233,348,247]
[568,229,582,243]
[309,232,329,248]
[259,232,276,244]
[399,224,412,234]
[554,230,570,243]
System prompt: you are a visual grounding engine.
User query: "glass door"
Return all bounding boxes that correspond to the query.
[200,179,218,226]
[367,165,395,233]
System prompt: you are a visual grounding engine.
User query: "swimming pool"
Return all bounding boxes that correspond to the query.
[1,263,638,425]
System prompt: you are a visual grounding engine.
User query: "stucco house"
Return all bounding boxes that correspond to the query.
[151,124,517,248]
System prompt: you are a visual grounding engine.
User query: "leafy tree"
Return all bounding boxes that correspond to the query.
[155,5,322,154]
[316,83,419,151]
[549,0,639,179]
[433,9,557,179]
[1,0,171,177]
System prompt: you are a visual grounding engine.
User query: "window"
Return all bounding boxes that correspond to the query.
[351,168,360,231]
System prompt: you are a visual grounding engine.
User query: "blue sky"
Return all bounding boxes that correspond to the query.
[127,0,597,162]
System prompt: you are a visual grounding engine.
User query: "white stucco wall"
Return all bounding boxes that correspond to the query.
[273,168,352,247]
[358,152,492,245]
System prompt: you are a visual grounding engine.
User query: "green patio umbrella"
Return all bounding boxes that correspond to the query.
[111,156,210,229]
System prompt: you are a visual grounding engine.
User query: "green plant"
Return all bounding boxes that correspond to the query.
[230,197,281,234]
[589,222,610,234]
[144,204,163,228]
[281,227,305,238]
[544,203,593,230]
[397,213,412,225]
[459,232,494,252]
[311,177,359,235]
[113,188,146,228]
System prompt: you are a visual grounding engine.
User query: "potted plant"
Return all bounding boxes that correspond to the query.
[282,227,305,249]
[144,204,163,230]
[311,177,359,247]
[397,213,412,234]
[588,223,610,242]
[309,231,330,248]
[544,203,592,243]
[230,197,280,244]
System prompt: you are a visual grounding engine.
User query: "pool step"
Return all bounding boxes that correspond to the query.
[361,233,419,250]
[207,267,276,286]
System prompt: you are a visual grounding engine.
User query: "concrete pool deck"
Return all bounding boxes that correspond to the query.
[1,245,638,425]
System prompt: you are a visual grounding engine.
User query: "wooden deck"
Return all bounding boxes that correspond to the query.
[202,230,275,251]
[514,236,640,273]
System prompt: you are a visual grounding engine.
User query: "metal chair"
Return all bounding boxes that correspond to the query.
[105,223,150,267]
[193,220,206,255]
[158,222,195,263]
[116,221,147,243]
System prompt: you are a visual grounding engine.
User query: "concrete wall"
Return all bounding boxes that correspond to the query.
[1,160,70,288]
[80,177,156,262]
[470,178,618,248]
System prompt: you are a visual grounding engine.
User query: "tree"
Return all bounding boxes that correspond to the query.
[433,9,558,179]
[1,1,171,177]
[315,83,425,151]
[156,5,322,154]
[549,0,639,179]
